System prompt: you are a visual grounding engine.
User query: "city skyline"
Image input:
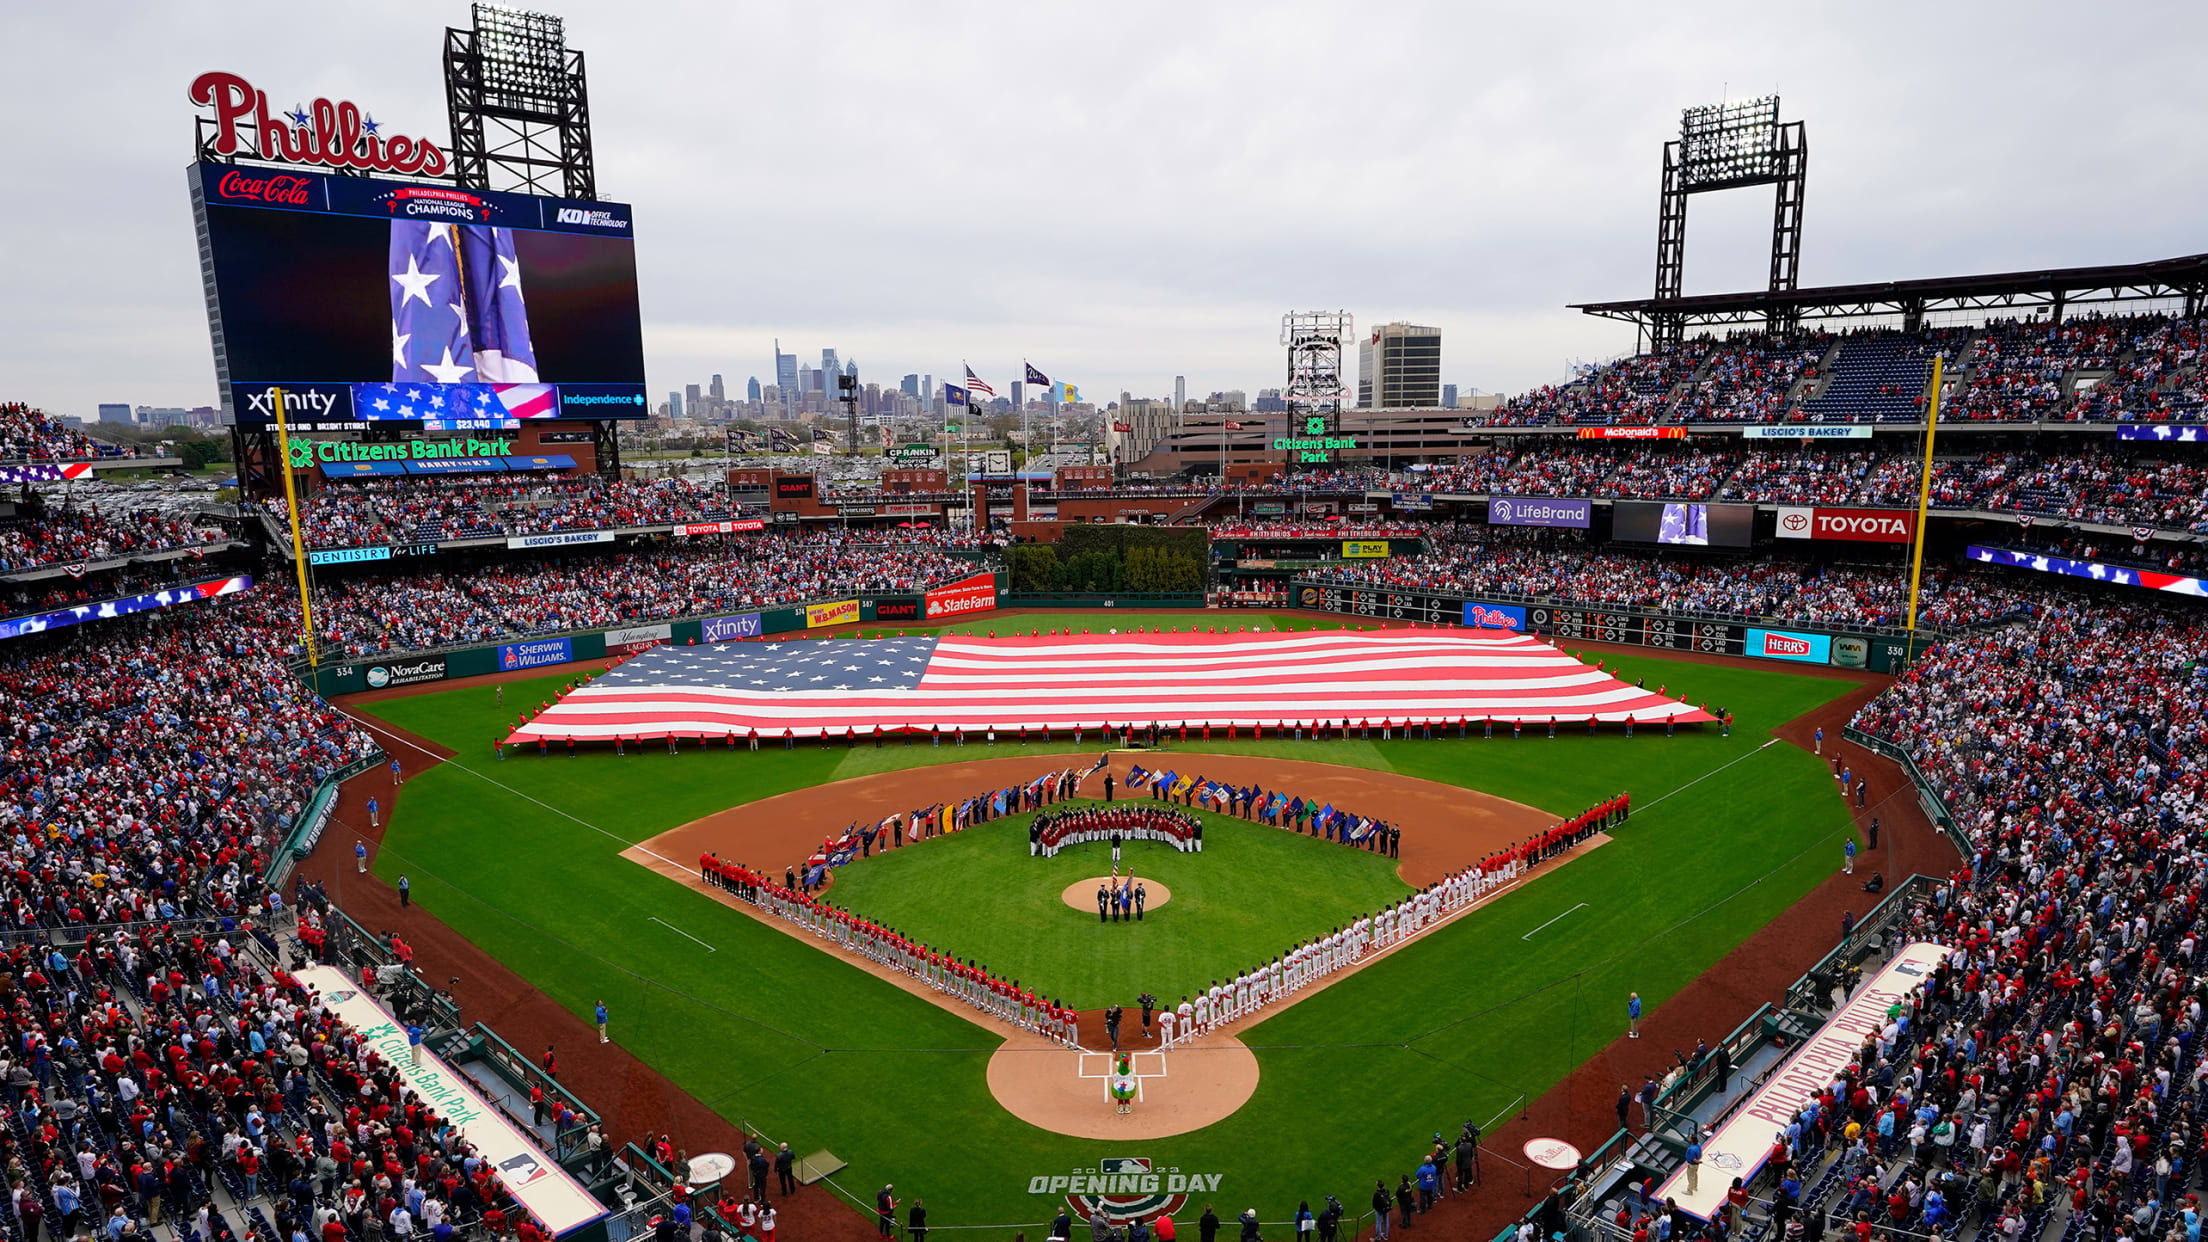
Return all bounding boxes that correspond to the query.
[3,2,2205,420]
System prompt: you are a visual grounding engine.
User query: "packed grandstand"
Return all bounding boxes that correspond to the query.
[1,291,2203,1242]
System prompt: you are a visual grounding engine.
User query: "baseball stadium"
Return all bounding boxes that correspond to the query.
[1,11,2202,1242]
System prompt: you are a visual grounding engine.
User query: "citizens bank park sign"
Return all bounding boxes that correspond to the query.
[1030,1157,1224,1222]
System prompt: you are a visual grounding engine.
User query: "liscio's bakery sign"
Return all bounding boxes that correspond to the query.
[191,71,449,177]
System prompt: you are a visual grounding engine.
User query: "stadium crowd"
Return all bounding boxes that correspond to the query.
[1307,529,2037,629]
[264,477,742,548]
[0,403,130,462]
[0,507,228,574]
[311,533,984,656]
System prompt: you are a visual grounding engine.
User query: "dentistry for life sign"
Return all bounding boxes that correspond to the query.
[294,966,605,1235]
[1653,942,1952,1220]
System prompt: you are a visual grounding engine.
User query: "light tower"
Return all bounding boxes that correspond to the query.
[1651,96,1807,349]
[1280,311,1352,470]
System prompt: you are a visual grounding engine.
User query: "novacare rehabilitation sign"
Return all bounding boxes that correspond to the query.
[295,965,605,1236]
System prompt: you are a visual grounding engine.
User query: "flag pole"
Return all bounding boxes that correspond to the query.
[271,387,320,668]
[1903,353,1945,638]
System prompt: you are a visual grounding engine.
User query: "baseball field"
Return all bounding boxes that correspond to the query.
[347,613,1858,1228]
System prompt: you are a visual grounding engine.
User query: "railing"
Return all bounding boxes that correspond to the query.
[1297,575,1958,641]
[292,888,467,1035]
[1842,725,1969,857]
[467,1022,605,1164]
[266,749,387,890]
[1780,874,1939,1012]
[1005,591,1208,607]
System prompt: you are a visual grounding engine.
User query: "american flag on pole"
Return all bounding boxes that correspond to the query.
[389,220,536,386]
[503,631,1713,743]
[965,365,995,397]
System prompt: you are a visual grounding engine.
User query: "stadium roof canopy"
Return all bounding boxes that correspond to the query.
[1572,252,2208,332]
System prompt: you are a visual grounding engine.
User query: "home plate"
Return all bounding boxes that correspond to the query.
[1079,1049,1169,1100]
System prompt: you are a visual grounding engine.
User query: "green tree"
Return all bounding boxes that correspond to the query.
[1007,544,1061,591]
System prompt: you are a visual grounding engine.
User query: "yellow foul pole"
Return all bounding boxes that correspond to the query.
[271,387,321,667]
[1903,354,1945,637]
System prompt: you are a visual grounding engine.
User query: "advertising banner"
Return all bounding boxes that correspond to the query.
[0,575,253,642]
[1487,496,1591,529]
[506,531,615,550]
[869,597,922,623]
[775,476,816,499]
[702,612,764,642]
[498,637,573,670]
[1341,540,1391,558]
[1389,492,1434,511]
[1774,506,1916,542]
[309,546,393,565]
[1967,545,2208,597]
[1462,602,1528,630]
[1574,426,1683,440]
[604,623,671,655]
[806,599,860,628]
[363,656,449,689]
[925,573,1000,621]
[1746,628,1832,664]
[1740,424,1872,439]
[1652,943,1951,1219]
[2116,424,2203,442]
[293,966,606,1236]
[680,519,766,536]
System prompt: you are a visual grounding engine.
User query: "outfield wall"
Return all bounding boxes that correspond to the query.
[1288,579,1940,673]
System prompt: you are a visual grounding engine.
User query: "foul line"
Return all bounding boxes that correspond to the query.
[648,916,717,952]
[1520,902,1588,941]
[1638,738,1782,814]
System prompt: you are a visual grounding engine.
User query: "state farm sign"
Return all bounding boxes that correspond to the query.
[925,573,999,620]
[1774,506,1916,543]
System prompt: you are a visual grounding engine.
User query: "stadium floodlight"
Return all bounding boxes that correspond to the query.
[1280,311,1352,473]
[445,3,597,199]
[1652,96,1807,349]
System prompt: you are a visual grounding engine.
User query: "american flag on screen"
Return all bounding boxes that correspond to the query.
[503,631,1713,743]
[389,221,537,386]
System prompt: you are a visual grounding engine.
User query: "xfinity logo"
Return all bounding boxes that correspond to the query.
[246,387,338,418]
[553,207,629,230]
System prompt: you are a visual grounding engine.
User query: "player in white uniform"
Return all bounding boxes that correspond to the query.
[1158,1005,1177,1049]
[1176,996,1194,1043]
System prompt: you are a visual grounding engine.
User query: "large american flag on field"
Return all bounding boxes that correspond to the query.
[503,631,1713,743]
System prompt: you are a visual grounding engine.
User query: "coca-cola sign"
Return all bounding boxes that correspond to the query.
[214,169,316,206]
[191,70,448,178]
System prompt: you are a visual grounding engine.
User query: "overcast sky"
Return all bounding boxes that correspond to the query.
[3,1,2204,419]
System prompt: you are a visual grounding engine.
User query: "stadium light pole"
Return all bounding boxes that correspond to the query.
[1903,354,1945,638]
[271,387,321,668]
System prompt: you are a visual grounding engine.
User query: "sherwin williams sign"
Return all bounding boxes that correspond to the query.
[499,637,573,670]
[1487,496,1591,529]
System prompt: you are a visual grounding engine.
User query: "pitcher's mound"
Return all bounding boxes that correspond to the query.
[987,1028,1258,1139]
[1061,877,1171,913]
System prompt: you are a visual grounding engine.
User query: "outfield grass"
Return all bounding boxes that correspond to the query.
[357,627,1859,1228]
[828,804,1410,1008]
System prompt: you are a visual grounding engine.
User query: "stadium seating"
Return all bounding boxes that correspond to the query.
[265,476,743,549]
[0,506,228,573]
[0,401,132,462]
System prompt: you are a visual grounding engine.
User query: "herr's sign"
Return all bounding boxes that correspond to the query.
[191,71,448,177]
[1773,506,1916,543]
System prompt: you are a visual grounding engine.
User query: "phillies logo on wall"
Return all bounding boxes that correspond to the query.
[1029,1157,1224,1222]
[191,71,449,177]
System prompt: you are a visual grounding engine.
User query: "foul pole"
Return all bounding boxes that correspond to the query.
[1903,354,1944,636]
[271,387,320,667]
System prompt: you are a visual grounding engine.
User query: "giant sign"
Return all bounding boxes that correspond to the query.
[1773,506,1916,543]
[1487,497,1591,529]
[295,966,606,1235]
[925,573,1000,620]
[1653,943,1952,1219]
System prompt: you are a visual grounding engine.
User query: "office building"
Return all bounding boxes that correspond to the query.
[97,403,133,425]
[901,374,920,397]
[821,349,840,391]
[774,341,799,397]
[1442,383,1458,409]
[1358,323,1442,408]
[685,383,703,414]
[710,375,725,403]
[1174,376,1186,412]
[669,391,684,418]
[747,376,762,402]
[1010,380,1023,409]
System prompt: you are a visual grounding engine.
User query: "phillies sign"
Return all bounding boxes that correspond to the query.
[191,71,448,178]
[1773,506,1916,543]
